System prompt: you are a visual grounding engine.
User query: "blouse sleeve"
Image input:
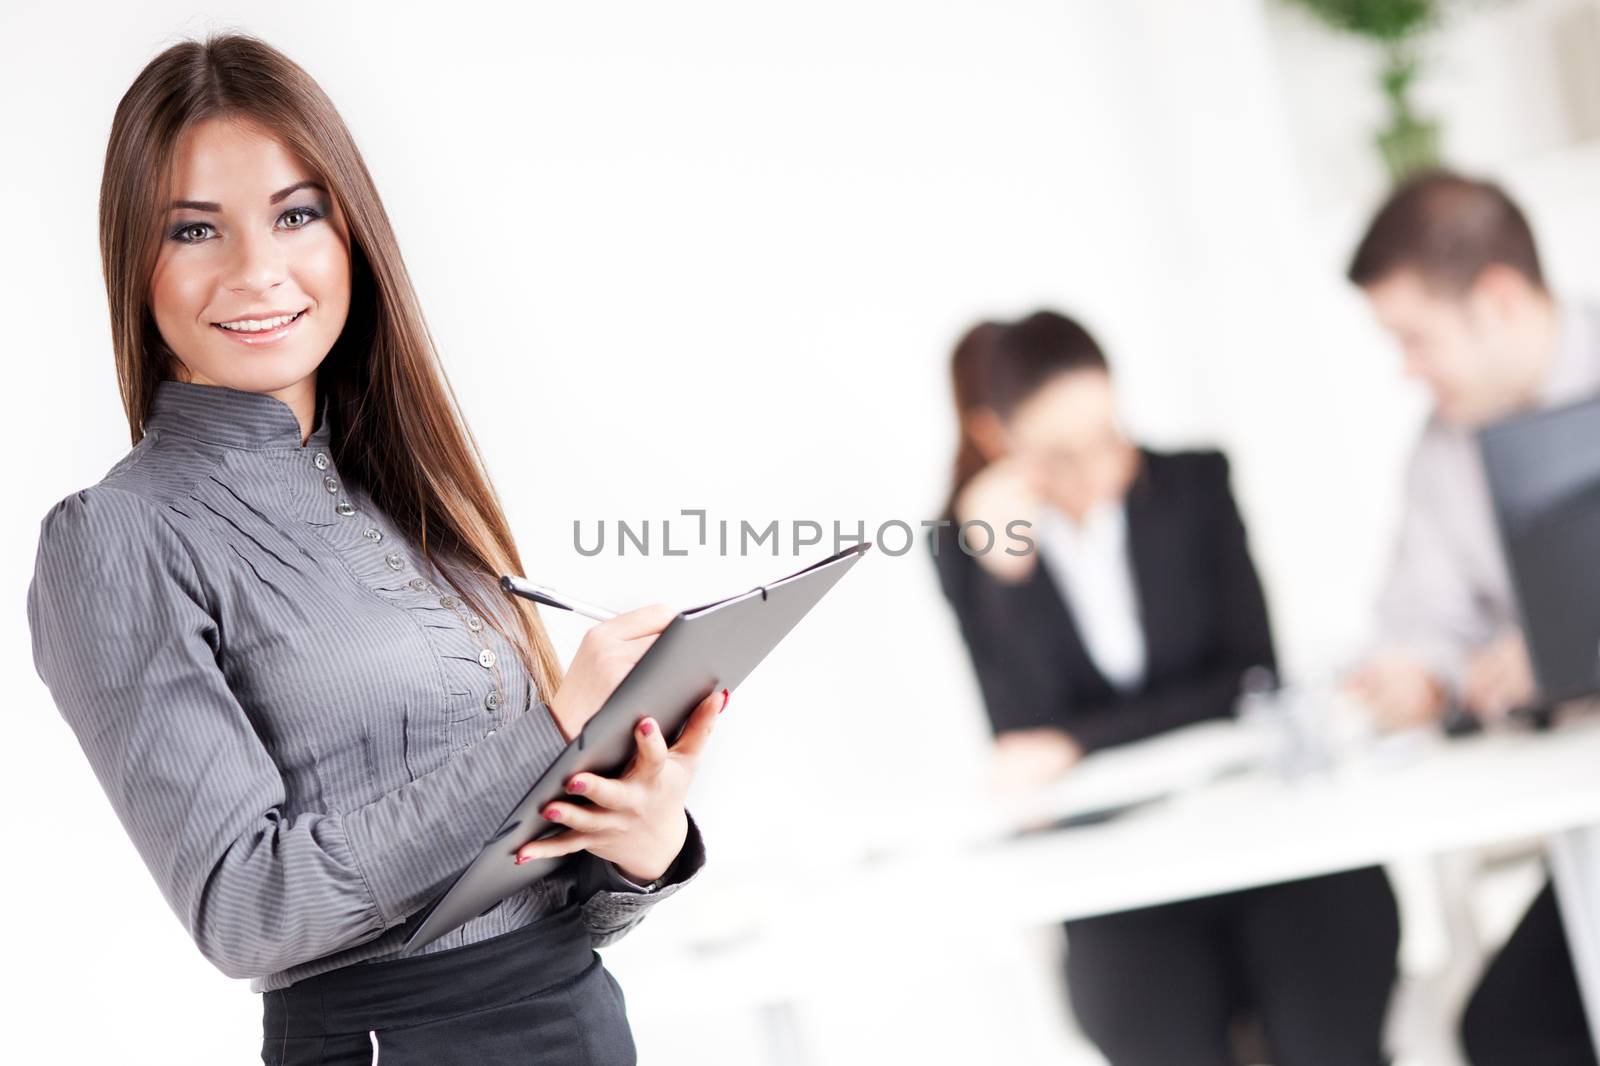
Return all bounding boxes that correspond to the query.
[26,485,573,980]
[580,808,709,946]
[927,518,1048,735]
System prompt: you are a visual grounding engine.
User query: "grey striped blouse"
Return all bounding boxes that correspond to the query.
[26,379,705,993]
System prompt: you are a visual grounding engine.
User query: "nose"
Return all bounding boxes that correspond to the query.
[222,221,289,298]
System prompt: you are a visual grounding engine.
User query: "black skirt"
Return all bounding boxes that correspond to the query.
[261,904,636,1065]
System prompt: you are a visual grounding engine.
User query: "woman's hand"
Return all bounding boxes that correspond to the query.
[548,603,679,742]
[514,687,729,883]
[954,454,1043,583]
[991,727,1082,792]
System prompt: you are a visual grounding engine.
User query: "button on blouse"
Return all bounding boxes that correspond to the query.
[25,379,706,993]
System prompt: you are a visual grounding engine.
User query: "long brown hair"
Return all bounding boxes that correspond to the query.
[944,320,1004,515]
[942,309,1111,514]
[99,31,564,701]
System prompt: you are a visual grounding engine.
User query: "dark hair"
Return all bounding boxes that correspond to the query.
[943,309,1110,511]
[1346,168,1545,294]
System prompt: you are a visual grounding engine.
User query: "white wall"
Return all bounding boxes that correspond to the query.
[5,1,1600,1063]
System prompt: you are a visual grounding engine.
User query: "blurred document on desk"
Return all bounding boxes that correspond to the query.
[997,718,1280,831]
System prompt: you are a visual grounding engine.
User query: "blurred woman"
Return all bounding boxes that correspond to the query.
[928,310,1400,1066]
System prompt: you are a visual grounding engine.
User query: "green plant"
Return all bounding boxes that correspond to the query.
[1286,0,1435,40]
[1280,0,1443,179]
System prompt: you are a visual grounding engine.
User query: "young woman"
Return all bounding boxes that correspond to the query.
[26,33,727,1064]
[928,310,1400,1066]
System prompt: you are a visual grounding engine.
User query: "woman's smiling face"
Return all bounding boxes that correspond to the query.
[149,115,352,396]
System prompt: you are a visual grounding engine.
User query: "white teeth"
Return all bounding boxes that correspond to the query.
[217,311,302,332]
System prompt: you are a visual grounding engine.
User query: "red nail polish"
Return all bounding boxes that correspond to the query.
[543,807,561,821]
[640,719,655,736]
[567,777,586,794]
[514,855,531,865]
[720,688,730,713]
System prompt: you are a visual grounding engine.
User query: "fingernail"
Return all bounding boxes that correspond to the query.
[567,777,586,794]
[640,719,655,736]
[720,688,731,713]
[514,855,532,865]
[543,806,561,821]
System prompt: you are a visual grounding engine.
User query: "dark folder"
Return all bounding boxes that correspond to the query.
[400,541,872,955]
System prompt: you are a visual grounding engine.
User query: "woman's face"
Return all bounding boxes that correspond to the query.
[149,116,351,398]
[1000,369,1140,520]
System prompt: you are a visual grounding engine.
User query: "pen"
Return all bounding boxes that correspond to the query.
[500,575,619,621]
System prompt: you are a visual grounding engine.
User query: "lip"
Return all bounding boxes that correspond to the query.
[211,307,309,347]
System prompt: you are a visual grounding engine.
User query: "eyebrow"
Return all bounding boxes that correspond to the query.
[169,179,328,213]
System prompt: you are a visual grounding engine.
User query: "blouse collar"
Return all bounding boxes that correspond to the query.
[145,379,332,451]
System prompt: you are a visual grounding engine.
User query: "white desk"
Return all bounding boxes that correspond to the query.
[606,716,1600,1060]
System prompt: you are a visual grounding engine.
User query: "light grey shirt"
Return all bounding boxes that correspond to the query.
[26,379,705,992]
[1376,300,1600,691]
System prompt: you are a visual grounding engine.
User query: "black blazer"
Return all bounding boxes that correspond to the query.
[929,448,1276,754]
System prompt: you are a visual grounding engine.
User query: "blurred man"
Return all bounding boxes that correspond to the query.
[1346,170,1600,1066]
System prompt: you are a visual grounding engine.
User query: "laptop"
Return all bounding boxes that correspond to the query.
[1480,395,1600,704]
